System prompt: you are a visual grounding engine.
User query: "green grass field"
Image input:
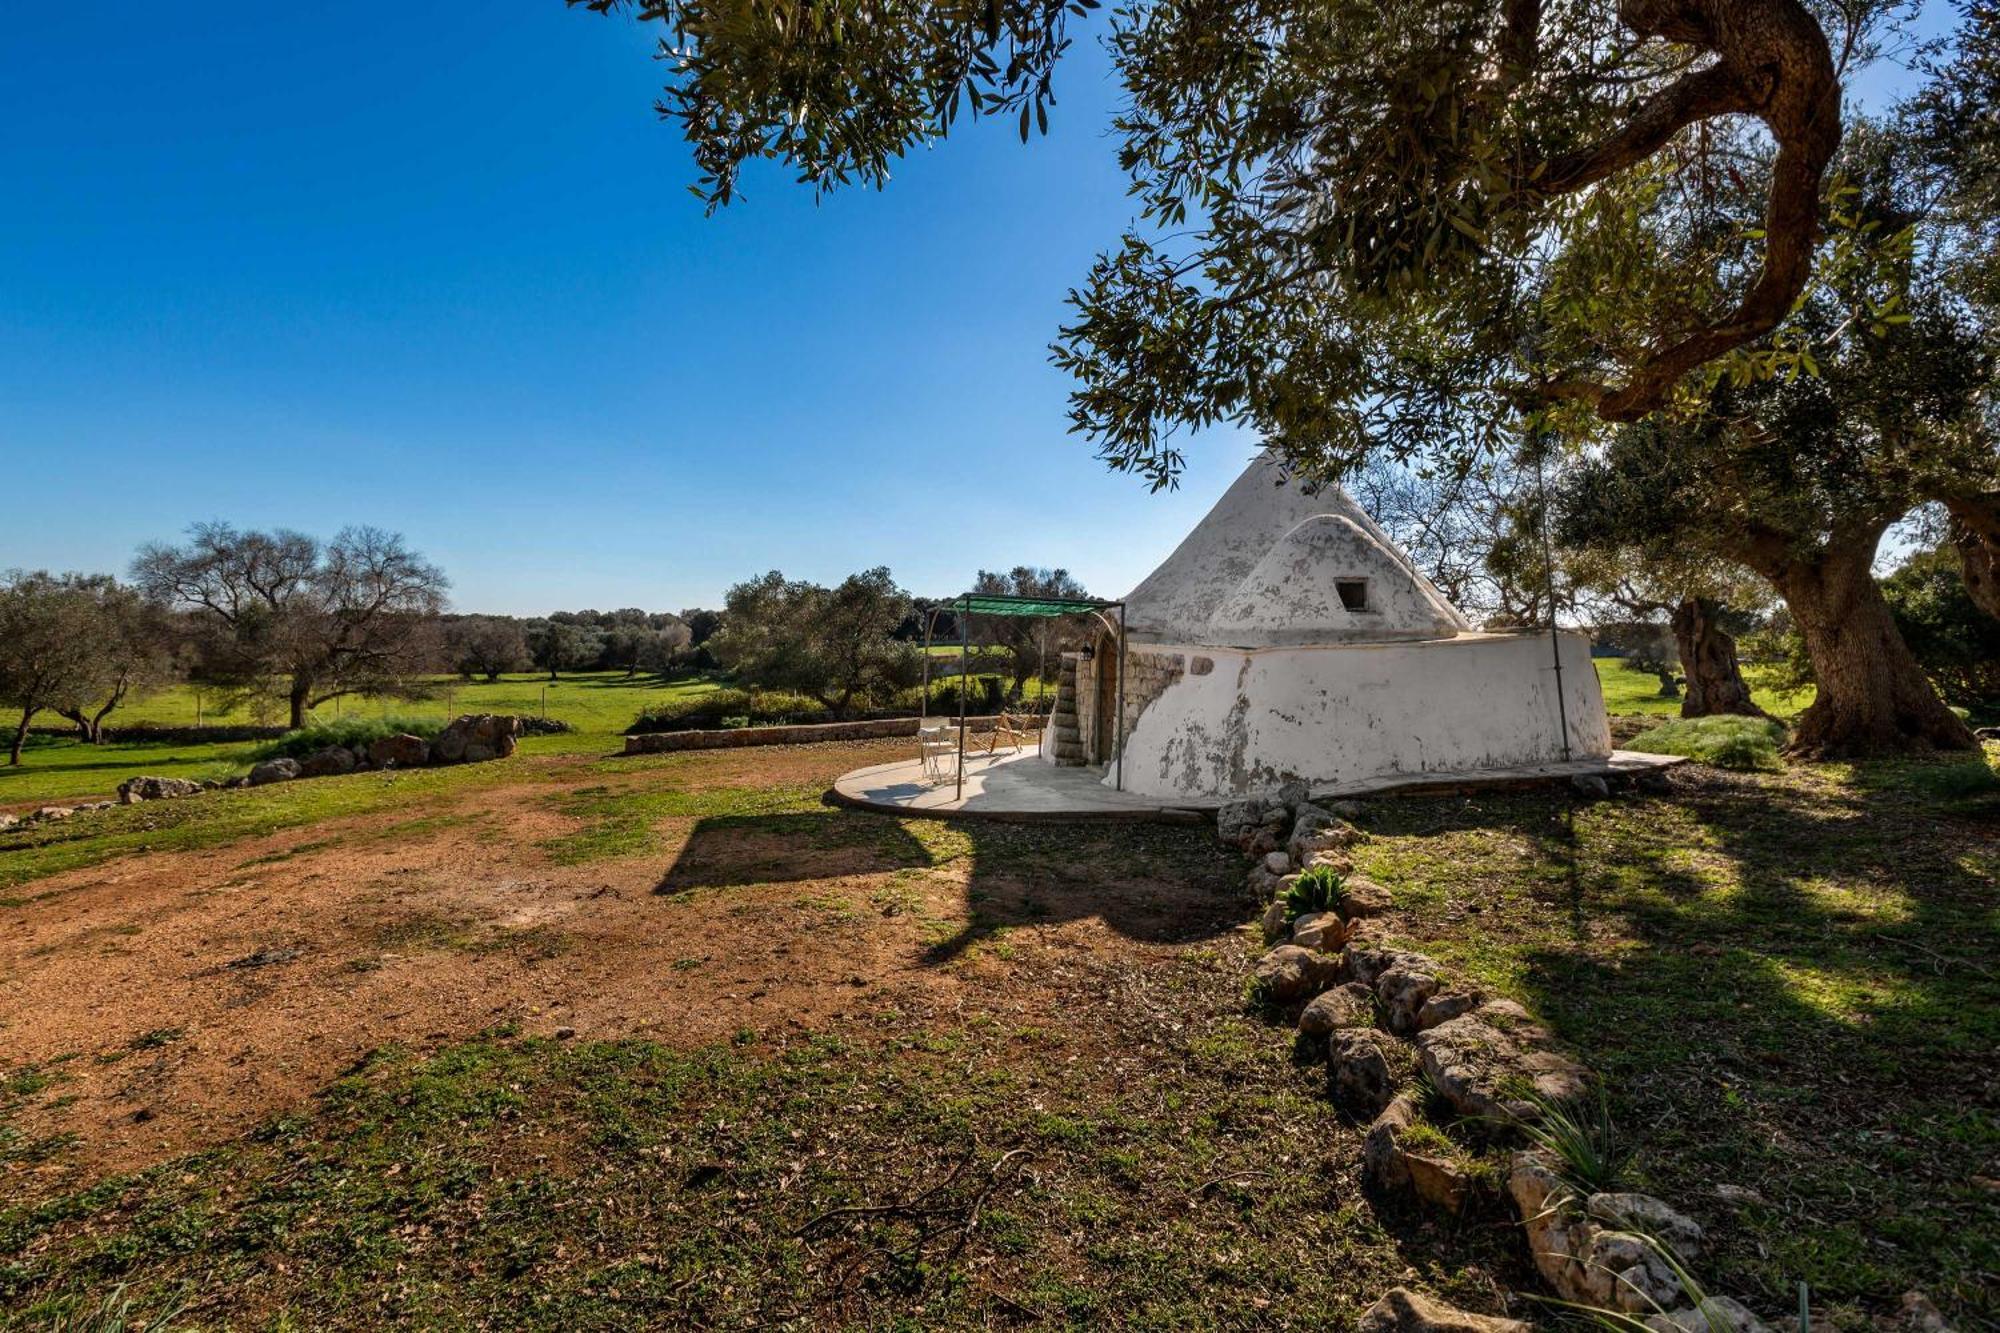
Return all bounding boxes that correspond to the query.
[1591,655,1813,718]
[2,668,1049,807]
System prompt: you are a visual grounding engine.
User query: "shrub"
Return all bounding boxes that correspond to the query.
[626,688,830,734]
[1626,715,1787,770]
[1505,1086,1632,1195]
[253,716,445,761]
[1284,864,1346,919]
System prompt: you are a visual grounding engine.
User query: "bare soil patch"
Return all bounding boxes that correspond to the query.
[0,740,1244,1192]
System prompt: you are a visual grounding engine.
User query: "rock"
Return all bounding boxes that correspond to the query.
[1343,945,1433,988]
[1216,798,1269,849]
[1329,1029,1396,1114]
[34,806,76,821]
[433,713,521,763]
[248,757,301,787]
[1326,799,1365,819]
[1216,792,1264,844]
[297,746,357,778]
[1263,850,1293,875]
[1641,1297,1774,1333]
[1893,1292,1953,1333]
[1587,1192,1704,1259]
[1363,1093,1419,1192]
[1302,849,1356,877]
[1416,1006,1587,1123]
[1357,1287,1529,1333]
[1253,945,1343,1004]
[1378,963,1442,1036]
[1259,900,1291,944]
[1510,1156,1691,1313]
[368,733,430,768]
[0,813,17,831]
[1336,875,1394,919]
[1290,814,1362,867]
[1291,909,1347,952]
[224,775,251,789]
[1710,1183,1765,1207]
[1416,989,1484,1031]
[1571,774,1611,800]
[1635,770,1675,796]
[1298,982,1374,1037]
[118,775,203,804]
[1275,779,1310,809]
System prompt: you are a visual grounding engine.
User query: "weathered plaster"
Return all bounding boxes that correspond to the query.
[1108,632,1611,801]
[1124,451,1472,649]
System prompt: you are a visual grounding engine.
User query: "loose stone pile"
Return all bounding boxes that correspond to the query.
[0,800,119,831]
[106,714,526,807]
[1218,785,1806,1333]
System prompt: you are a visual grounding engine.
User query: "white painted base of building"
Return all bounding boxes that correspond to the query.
[1085,631,1613,803]
[831,746,1683,822]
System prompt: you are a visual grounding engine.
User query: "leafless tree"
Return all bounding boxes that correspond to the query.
[134,523,449,730]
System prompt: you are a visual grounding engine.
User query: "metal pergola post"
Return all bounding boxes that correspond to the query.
[956,599,969,800]
[1115,603,1127,793]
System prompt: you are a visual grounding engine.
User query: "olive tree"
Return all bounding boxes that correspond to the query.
[708,568,920,718]
[134,523,449,731]
[578,0,1870,482]
[969,567,1094,696]
[0,572,143,764]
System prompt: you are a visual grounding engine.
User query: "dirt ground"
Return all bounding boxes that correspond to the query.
[1,740,1242,1190]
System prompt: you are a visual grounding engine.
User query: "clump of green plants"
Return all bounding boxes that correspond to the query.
[1899,755,2000,802]
[1283,864,1346,920]
[253,716,445,761]
[1626,715,1787,771]
[41,1282,189,1333]
[1506,1085,1633,1195]
[628,689,830,734]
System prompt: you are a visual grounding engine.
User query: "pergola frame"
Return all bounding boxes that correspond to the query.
[920,592,1128,798]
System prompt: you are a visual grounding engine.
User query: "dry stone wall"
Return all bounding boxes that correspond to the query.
[1215,785,1866,1333]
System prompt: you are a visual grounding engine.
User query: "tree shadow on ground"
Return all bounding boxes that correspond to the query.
[1359,760,1999,1325]
[655,807,1248,960]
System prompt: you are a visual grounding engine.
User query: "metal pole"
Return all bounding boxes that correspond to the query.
[1115,604,1127,792]
[1534,432,1574,762]
[956,598,969,800]
[920,608,934,723]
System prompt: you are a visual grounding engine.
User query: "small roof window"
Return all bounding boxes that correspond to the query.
[1335,579,1371,613]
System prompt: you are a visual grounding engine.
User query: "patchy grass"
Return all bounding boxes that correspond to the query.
[1592,659,1810,719]
[0,977,1526,1329]
[1350,757,1999,1325]
[3,738,1991,1329]
[0,757,587,895]
[1625,715,1790,770]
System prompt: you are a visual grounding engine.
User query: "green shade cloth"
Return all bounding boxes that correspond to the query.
[952,594,1119,618]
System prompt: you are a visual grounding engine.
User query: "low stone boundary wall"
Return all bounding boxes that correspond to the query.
[622,714,1040,755]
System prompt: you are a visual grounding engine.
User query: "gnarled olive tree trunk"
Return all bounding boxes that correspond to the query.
[1944,492,2000,623]
[1670,597,1767,719]
[1764,543,1974,757]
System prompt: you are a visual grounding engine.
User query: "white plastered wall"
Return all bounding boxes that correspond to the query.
[1109,631,1612,801]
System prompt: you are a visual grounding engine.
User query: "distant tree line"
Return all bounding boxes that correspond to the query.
[0,517,1101,759]
[440,608,708,683]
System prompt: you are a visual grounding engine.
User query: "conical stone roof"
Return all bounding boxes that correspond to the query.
[1123,451,1472,648]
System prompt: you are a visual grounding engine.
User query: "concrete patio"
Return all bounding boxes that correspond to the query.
[829,746,1686,823]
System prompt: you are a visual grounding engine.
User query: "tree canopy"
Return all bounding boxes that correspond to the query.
[578,0,1884,485]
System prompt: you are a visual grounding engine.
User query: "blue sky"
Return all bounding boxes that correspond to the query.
[0,4,1952,614]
